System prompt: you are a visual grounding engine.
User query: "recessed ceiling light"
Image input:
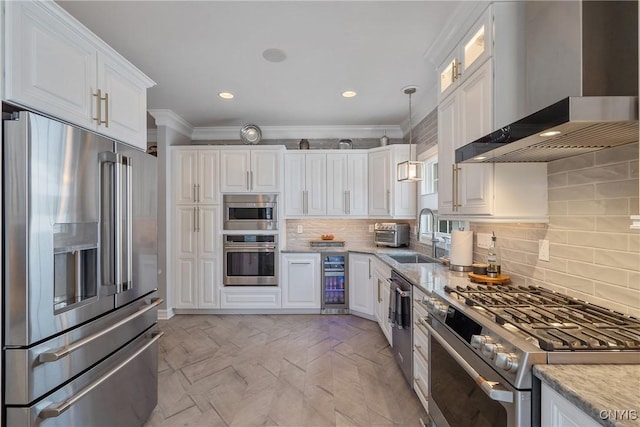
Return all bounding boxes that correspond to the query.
[218,92,234,99]
[342,90,357,98]
[474,156,487,161]
[539,130,561,137]
[262,48,287,63]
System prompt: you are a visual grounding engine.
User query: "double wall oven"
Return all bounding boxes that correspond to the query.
[222,194,279,286]
[419,283,640,427]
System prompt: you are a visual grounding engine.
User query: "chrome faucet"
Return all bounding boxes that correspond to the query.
[417,208,439,258]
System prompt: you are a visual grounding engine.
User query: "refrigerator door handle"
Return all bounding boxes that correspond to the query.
[38,298,164,362]
[38,330,165,419]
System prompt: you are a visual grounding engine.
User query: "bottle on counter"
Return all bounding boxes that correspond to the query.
[487,232,501,278]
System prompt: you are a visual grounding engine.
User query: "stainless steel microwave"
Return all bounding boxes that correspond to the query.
[223,194,278,230]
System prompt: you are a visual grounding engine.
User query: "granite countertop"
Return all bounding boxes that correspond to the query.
[534,364,640,427]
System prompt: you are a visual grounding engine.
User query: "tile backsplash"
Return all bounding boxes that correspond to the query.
[471,142,640,316]
[284,219,414,251]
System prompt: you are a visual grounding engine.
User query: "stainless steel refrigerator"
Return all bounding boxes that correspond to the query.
[321,252,348,314]
[3,111,161,426]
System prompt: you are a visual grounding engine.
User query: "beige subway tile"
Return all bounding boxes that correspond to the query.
[631,160,638,179]
[544,270,594,294]
[628,271,640,290]
[596,216,640,233]
[567,163,629,185]
[547,172,568,188]
[566,260,627,286]
[526,227,550,241]
[595,142,639,166]
[548,201,568,215]
[503,238,538,254]
[548,215,595,231]
[548,184,595,202]
[594,249,640,271]
[631,198,640,215]
[595,179,638,199]
[545,229,568,244]
[492,226,530,240]
[627,305,640,318]
[568,231,628,251]
[528,256,567,273]
[501,248,528,263]
[630,234,640,253]
[568,198,629,215]
[594,283,640,309]
[575,291,636,315]
[548,152,595,174]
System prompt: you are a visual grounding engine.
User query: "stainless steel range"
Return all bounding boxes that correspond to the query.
[419,283,640,427]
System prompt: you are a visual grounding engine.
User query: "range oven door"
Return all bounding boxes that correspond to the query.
[223,194,277,230]
[421,317,531,427]
[223,235,278,286]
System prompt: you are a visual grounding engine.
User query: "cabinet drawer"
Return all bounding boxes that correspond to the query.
[413,345,429,408]
[220,288,281,309]
[414,321,429,365]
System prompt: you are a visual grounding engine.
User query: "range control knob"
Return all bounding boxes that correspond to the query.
[495,352,519,372]
[470,334,492,350]
[481,343,504,360]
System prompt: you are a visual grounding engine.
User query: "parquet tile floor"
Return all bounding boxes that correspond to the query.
[144,314,428,427]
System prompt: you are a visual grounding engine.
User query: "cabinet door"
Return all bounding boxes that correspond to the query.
[174,206,198,309]
[326,154,348,216]
[368,150,390,217]
[281,254,321,309]
[347,153,369,216]
[457,60,493,215]
[197,207,219,308]
[199,150,220,204]
[4,1,97,130]
[460,6,492,78]
[173,150,199,204]
[381,280,392,345]
[437,92,458,215]
[284,153,306,216]
[251,150,280,193]
[98,55,148,149]
[390,146,416,218]
[220,150,250,192]
[305,154,327,216]
[541,383,600,427]
[438,55,459,102]
[349,254,374,317]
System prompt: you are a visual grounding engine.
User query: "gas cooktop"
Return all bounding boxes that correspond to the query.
[444,284,640,352]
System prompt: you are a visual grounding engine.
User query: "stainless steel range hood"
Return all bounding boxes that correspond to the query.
[456,96,638,163]
[456,1,638,163]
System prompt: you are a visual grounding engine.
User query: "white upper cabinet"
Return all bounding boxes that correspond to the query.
[284,152,327,217]
[368,145,416,219]
[436,3,548,222]
[438,6,492,102]
[172,148,220,205]
[220,147,283,193]
[3,1,155,150]
[326,153,368,217]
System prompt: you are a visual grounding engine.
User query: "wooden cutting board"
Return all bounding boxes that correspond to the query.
[468,272,510,285]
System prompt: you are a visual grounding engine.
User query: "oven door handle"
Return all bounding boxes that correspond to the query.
[38,330,164,419]
[38,298,164,363]
[420,317,514,404]
[223,246,277,251]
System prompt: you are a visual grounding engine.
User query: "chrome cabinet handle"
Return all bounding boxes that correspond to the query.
[193,184,197,203]
[347,190,351,214]
[368,259,372,279]
[196,184,201,202]
[193,207,197,232]
[93,89,108,126]
[196,207,200,232]
[344,190,348,214]
[39,330,164,419]
[246,171,250,191]
[38,298,164,363]
[103,91,109,127]
[420,318,514,403]
[414,344,428,362]
[291,262,311,265]
[303,190,308,214]
[386,190,390,214]
[250,171,253,191]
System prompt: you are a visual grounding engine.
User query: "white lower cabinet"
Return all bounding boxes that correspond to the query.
[173,206,220,309]
[413,286,429,410]
[220,287,282,309]
[349,253,375,318]
[281,253,321,309]
[373,260,392,345]
[540,383,600,427]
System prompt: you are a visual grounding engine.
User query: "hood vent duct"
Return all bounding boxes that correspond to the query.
[456,1,638,163]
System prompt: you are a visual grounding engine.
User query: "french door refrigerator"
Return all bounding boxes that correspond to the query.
[3,110,161,426]
[321,253,348,313]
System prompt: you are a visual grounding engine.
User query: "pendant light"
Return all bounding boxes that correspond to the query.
[397,86,424,182]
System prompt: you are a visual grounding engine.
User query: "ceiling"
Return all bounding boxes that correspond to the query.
[58,1,466,138]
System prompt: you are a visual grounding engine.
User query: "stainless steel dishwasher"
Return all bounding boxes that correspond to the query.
[389,270,413,386]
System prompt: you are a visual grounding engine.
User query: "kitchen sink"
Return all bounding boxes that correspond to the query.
[387,254,438,264]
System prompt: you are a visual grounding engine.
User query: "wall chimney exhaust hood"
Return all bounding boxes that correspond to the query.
[456,1,638,164]
[456,96,638,163]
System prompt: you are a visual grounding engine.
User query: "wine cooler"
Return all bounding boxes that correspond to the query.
[321,253,348,314]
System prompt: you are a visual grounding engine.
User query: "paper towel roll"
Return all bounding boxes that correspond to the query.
[450,230,473,267]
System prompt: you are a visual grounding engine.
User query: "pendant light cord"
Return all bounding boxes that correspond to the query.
[404,86,416,161]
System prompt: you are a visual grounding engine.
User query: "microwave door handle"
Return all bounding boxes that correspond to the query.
[420,318,514,404]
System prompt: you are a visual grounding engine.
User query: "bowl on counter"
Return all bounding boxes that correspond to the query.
[320,234,335,240]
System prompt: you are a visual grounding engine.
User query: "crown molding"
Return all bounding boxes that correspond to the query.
[148,109,194,138]
[191,124,403,141]
[147,129,158,143]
